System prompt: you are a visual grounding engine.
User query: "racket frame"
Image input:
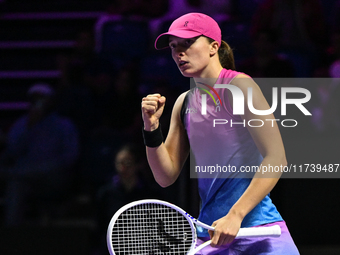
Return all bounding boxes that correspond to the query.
[107,199,201,255]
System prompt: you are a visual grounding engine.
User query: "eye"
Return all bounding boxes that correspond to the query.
[169,43,176,49]
[184,39,194,46]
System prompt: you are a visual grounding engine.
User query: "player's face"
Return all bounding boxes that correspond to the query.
[169,36,213,78]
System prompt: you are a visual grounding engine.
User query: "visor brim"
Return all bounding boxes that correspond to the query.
[154,30,202,50]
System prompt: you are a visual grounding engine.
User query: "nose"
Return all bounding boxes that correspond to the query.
[173,46,185,58]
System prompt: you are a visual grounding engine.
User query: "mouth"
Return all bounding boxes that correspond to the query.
[178,60,188,68]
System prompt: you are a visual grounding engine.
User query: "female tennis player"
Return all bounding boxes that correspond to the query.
[141,13,299,254]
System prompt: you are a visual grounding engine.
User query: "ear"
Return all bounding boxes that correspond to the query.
[209,41,219,57]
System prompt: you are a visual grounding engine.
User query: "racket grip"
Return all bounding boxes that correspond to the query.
[236,225,281,238]
[191,225,281,254]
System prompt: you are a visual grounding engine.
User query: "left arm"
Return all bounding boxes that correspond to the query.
[209,74,287,246]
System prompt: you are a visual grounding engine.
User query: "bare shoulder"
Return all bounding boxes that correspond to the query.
[231,73,260,91]
[172,90,190,116]
[175,90,190,105]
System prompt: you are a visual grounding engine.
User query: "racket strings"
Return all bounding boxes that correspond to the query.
[111,203,194,255]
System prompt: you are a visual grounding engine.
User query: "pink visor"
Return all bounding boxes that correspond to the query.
[155,13,222,50]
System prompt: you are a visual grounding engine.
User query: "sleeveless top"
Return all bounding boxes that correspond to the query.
[181,68,283,237]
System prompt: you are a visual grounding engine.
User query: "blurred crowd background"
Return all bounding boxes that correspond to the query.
[0,0,339,254]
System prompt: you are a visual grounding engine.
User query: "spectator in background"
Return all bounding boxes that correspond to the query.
[76,63,141,198]
[0,83,79,226]
[94,143,156,254]
[96,143,152,216]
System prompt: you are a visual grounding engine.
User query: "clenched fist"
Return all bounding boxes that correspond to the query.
[141,94,166,131]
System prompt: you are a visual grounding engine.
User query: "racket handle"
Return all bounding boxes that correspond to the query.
[191,225,280,255]
[236,225,281,238]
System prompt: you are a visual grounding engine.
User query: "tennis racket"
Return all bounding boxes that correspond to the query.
[107,199,281,255]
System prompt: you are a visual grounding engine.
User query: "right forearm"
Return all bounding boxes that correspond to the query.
[142,92,189,187]
[146,143,180,187]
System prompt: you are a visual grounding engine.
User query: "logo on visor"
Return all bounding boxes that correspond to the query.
[184,21,189,27]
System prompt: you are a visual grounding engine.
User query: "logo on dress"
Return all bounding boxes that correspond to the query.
[197,82,222,114]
